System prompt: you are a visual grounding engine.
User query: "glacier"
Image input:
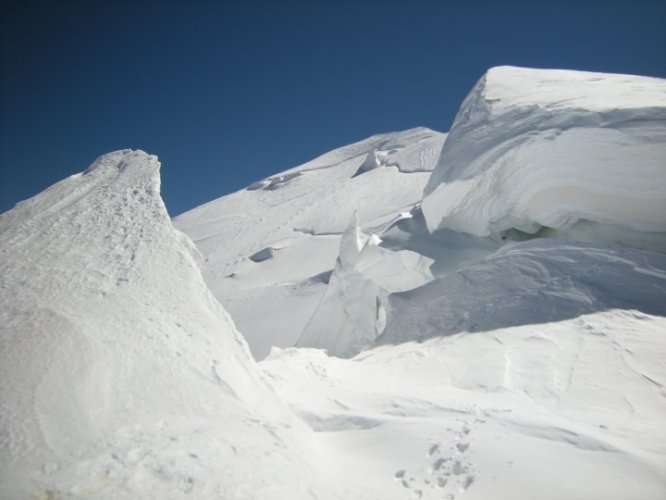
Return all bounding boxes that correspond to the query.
[421,66,666,251]
[3,66,666,499]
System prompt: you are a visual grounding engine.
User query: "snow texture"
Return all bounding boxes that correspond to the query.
[3,66,666,500]
[422,66,666,250]
[0,151,320,499]
[380,238,666,345]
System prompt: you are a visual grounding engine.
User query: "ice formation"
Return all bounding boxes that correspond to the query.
[0,151,318,499]
[421,66,666,250]
[296,213,433,357]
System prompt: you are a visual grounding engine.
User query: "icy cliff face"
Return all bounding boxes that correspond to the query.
[421,66,666,250]
[296,213,433,357]
[0,151,317,499]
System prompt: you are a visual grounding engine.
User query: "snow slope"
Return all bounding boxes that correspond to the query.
[265,308,666,500]
[174,127,446,359]
[421,66,666,250]
[0,151,321,499]
[3,65,666,500]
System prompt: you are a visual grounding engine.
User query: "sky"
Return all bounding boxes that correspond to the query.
[1,0,665,217]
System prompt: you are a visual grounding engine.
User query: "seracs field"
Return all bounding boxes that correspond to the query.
[2,66,665,499]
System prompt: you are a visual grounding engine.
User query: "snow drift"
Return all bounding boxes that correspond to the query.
[0,151,318,499]
[421,66,666,251]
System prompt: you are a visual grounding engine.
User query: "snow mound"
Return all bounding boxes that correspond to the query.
[297,213,433,357]
[422,66,666,250]
[0,151,318,499]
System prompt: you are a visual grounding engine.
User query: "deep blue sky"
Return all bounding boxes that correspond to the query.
[1,0,665,216]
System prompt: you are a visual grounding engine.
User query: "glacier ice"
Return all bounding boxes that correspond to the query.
[296,213,433,357]
[421,66,666,251]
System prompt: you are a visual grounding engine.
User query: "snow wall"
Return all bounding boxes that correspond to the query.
[421,66,666,252]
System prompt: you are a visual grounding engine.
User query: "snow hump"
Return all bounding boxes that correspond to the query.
[422,66,666,248]
[0,150,317,499]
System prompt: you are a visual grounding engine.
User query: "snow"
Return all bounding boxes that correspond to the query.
[380,238,666,346]
[296,213,433,357]
[174,127,445,359]
[0,151,321,499]
[421,66,666,250]
[3,66,666,499]
[264,308,666,499]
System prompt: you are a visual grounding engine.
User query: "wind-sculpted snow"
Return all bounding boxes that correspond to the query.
[297,214,433,357]
[175,127,444,359]
[422,66,666,250]
[0,151,320,499]
[266,309,666,499]
[380,239,666,345]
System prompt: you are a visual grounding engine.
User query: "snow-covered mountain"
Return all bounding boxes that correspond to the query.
[174,127,446,359]
[2,66,666,499]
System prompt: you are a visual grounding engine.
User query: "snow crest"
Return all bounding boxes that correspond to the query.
[0,151,318,499]
[422,66,666,250]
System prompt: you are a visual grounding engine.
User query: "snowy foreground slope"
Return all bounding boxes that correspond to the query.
[2,66,666,499]
[0,151,324,499]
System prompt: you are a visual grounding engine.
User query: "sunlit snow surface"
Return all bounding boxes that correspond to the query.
[3,66,666,499]
[0,151,322,499]
[422,66,666,249]
[175,67,666,499]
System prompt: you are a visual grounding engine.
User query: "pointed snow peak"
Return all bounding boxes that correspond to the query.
[1,149,164,228]
[0,152,319,497]
[337,211,368,269]
[84,149,158,175]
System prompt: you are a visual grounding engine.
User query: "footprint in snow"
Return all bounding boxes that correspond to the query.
[456,442,470,453]
[395,422,477,496]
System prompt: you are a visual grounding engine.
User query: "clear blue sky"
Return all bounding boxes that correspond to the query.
[1,0,665,216]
